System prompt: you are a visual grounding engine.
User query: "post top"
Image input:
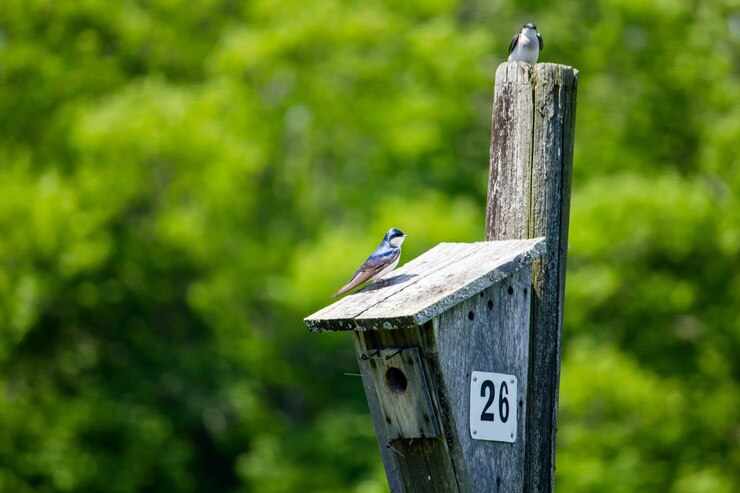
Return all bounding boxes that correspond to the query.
[495,62,579,87]
[304,237,545,332]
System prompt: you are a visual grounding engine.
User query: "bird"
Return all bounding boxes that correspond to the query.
[507,22,543,65]
[332,228,407,298]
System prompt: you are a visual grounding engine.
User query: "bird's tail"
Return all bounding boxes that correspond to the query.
[332,276,363,298]
[332,284,351,298]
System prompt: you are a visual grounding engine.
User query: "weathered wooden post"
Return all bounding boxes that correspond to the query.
[304,61,577,492]
[487,62,578,492]
[306,239,545,491]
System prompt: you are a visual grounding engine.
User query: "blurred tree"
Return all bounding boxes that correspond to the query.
[0,0,737,491]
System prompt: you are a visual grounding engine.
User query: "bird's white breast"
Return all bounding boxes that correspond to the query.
[508,31,540,64]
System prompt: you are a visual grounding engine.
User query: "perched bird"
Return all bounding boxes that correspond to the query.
[332,228,407,298]
[507,22,543,65]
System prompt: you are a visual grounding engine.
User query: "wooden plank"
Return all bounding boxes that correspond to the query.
[358,240,541,325]
[432,266,532,492]
[304,238,545,332]
[353,332,405,493]
[354,326,463,493]
[485,61,578,493]
[358,347,441,440]
[486,61,534,240]
[525,63,577,493]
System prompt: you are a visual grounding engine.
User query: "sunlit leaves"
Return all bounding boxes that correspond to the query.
[0,0,738,491]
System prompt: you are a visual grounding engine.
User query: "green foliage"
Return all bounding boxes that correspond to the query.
[0,0,737,491]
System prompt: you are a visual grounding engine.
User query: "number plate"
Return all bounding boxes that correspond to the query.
[470,371,517,442]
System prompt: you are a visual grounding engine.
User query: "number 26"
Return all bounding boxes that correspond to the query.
[480,380,510,423]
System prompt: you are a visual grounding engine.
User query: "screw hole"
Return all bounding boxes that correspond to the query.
[524,287,528,295]
[487,300,493,311]
[468,311,475,321]
[507,286,513,295]
[385,367,408,393]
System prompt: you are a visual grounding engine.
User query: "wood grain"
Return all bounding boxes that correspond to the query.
[486,61,534,240]
[358,347,440,440]
[433,266,532,492]
[485,61,578,493]
[354,325,462,493]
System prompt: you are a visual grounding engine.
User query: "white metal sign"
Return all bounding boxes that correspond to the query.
[470,371,517,442]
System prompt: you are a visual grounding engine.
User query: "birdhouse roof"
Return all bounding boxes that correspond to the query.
[304,238,545,332]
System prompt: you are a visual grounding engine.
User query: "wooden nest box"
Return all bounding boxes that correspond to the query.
[304,237,545,493]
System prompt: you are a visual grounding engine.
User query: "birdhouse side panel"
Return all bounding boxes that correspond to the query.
[431,266,532,492]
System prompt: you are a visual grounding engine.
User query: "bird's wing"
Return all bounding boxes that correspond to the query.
[332,249,400,298]
[537,33,544,52]
[508,34,519,55]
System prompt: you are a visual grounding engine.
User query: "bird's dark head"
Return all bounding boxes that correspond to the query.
[385,228,407,247]
[523,22,537,31]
